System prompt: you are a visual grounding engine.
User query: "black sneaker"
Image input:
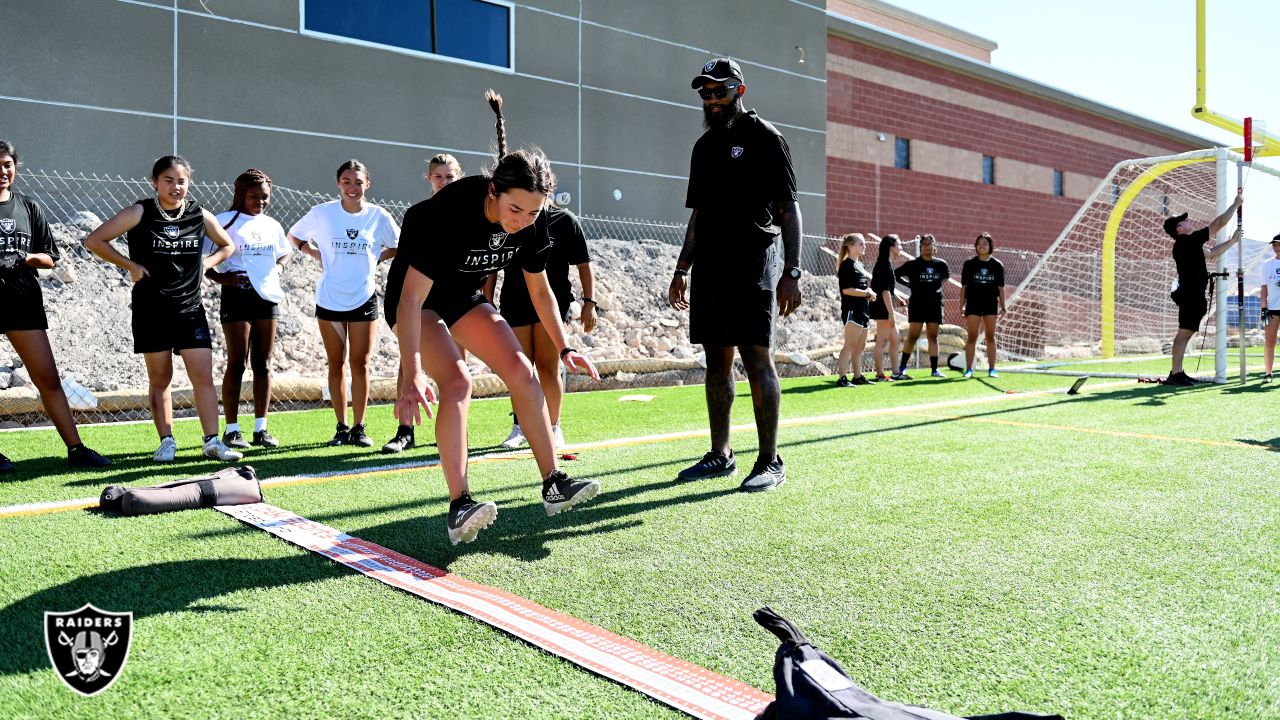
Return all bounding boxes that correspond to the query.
[542,470,600,516]
[223,430,250,449]
[1165,371,1196,386]
[252,430,279,448]
[851,374,870,386]
[447,493,498,545]
[67,444,111,468]
[1264,373,1274,383]
[0,452,14,473]
[740,455,787,493]
[348,423,373,447]
[892,370,912,380]
[329,423,350,446]
[677,450,736,481]
[835,376,854,388]
[381,427,415,454]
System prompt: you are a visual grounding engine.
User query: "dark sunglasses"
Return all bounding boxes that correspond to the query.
[697,83,740,100]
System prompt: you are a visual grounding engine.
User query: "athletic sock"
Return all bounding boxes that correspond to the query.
[899,352,910,370]
[254,417,267,433]
[160,434,174,442]
[397,424,412,435]
[930,356,939,371]
[203,434,217,443]
[67,443,85,452]
[225,422,240,434]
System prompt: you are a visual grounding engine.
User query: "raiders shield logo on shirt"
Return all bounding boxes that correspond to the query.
[731,147,744,159]
[163,225,179,239]
[0,218,14,233]
[345,229,358,240]
[488,233,508,250]
[44,604,133,697]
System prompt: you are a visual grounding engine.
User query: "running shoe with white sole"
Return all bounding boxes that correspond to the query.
[677,450,736,481]
[381,427,415,454]
[931,369,946,378]
[223,430,250,449]
[447,493,498,545]
[988,369,999,378]
[962,369,974,379]
[154,436,178,463]
[67,444,111,468]
[500,423,526,450]
[252,430,279,448]
[329,423,350,446]
[551,424,566,450]
[203,436,244,462]
[542,470,600,516]
[347,423,373,448]
[740,455,787,493]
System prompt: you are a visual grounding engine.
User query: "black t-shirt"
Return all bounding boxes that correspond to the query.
[1172,227,1210,293]
[0,191,59,299]
[392,176,551,303]
[961,257,1005,306]
[686,110,797,254]
[870,260,895,305]
[127,198,207,314]
[837,258,869,316]
[895,257,950,309]
[500,205,591,311]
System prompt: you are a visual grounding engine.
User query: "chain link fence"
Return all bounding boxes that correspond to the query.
[1,171,1040,427]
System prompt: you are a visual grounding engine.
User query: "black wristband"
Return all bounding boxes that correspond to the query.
[581,297,595,305]
[559,347,578,359]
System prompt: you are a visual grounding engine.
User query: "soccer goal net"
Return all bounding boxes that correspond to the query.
[997,148,1280,379]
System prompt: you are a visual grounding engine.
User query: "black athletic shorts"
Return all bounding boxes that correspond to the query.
[907,302,943,325]
[843,309,869,329]
[501,296,571,329]
[964,299,999,317]
[868,296,891,321]
[0,287,48,333]
[220,285,279,323]
[1177,296,1208,332]
[133,308,213,354]
[423,288,490,328]
[316,294,378,323]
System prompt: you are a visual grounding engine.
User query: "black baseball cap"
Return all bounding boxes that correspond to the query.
[1271,233,1280,244]
[1163,213,1188,238]
[691,58,744,89]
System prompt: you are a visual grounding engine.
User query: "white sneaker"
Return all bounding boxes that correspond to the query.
[551,424,566,450]
[500,423,526,449]
[203,436,244,462]
[153,436,177,463]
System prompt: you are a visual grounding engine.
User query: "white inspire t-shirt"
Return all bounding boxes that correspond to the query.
[210,211,292,303]
[1262,256,1280,305]
[289,200,400,311]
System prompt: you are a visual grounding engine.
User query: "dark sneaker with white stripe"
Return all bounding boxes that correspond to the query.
[67,444,111,468]
[0,452,14,473]
[677,450,736,481]
[1165,371,1196,386]
[542,470,600,516]
[739,455,786,493]
[447,493,498,545]
[223,430,250,449]
[329,423,350,446]
[348,423,374,447]
[381,427,415,454]
[252,430,279,448]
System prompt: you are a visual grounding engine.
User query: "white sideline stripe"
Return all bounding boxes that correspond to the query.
[217,503,771,720]
[0,382,1126,519]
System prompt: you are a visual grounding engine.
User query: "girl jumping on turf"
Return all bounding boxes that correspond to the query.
[390,90,601,545]
[204,169,292,448]
[288,160,399,449]
[84,155,243,463]
[496,203,596,449]
[834,233,874,387]
[0,139,112,473]
[960,232,1006,378]
[868,233,906,382]
[894,234,950,378]
[1259,233,1280,382]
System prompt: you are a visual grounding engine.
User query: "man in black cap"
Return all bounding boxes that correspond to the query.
[668,57,802,492]
[1162,189,1242,385]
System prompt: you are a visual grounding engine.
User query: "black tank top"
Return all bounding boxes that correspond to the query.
[127,198,206,314]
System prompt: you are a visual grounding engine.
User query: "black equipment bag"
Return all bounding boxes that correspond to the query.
[753,607,1064,720]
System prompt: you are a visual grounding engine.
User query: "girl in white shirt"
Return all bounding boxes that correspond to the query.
[206,169,292,448]
[288,160,399,447]
[1260,234,1280,381]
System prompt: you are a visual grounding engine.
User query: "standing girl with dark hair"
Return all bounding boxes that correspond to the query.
[84,155,243,462]
[288,160,399,448]
[205,169,292,447]
[960,232,1005,378]
[834,233,873,387]
[390,90,600,545]
[867,233,906,382]
[894,234,950,378]
[0,140,111,473]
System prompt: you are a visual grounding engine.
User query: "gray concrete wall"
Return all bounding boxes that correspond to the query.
[2,0,826,226]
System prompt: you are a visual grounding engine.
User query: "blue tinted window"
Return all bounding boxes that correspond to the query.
[894,137,910,170]
[304,0,432,54]
[436,0,510,67]
[982,155,995,185]
[1053,169,1064,196]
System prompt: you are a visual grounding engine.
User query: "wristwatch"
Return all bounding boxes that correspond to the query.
[785,266,801,280]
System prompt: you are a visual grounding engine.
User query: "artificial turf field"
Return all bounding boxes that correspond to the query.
[1,362,1277,719]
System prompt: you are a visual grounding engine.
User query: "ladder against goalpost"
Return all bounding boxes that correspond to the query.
[996,148,1280,381]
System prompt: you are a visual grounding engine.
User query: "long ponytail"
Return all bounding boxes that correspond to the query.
[482,89,555,197]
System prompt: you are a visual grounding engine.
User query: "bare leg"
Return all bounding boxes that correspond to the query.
[1266,316,1280,375]
[346,320,376,426]
[964,315,980,371]
[849,324,868,375]
[222,321,249,426]
[318,319,349,425]
[530,322,564,425]
[6,329,81,446]
[738,345,779,463]
[983,315,998,370]
[872,320,889,376]
[508,324,535,424]
[249,318,277,419]
[703,345,736,457]
[417,312,472,500]
[902,322,923,355]
[143,351,175,438]
[837,323,854,376]
[179,348,220,437]
[925,322,940,359]
[1170,328,1195,374]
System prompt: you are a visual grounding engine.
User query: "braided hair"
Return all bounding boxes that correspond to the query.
[483,89,555,197]
[223,168,273,228]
